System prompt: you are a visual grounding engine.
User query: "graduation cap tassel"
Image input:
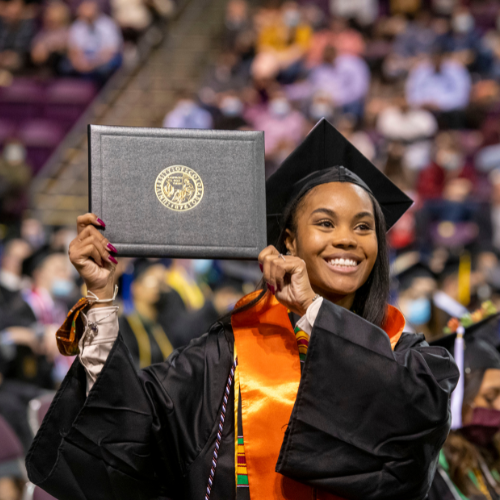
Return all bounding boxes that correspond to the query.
[458,252,471,307]
[451,326,465,429]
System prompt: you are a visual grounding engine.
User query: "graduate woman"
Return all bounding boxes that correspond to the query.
[26,119,459,500]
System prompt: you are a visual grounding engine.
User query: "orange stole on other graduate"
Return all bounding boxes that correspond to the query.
[231,291,342,500]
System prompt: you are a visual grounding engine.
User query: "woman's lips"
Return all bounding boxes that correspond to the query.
[324,258,361,275]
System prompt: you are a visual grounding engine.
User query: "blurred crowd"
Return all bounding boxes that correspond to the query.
[161,0,500,339]
[0,0,177,226]
[0,218,259,499]
[6,0,500,497]
[0,0,173,80]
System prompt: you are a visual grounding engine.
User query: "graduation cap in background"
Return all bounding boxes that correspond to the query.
[132,258,167,281]
[431,311,500,429]
[21,245,55,278]
[266,118,414,245]
[391,252,436,291]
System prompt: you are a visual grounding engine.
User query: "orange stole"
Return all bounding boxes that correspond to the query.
[232,291,342,500]
[231,291,406,500]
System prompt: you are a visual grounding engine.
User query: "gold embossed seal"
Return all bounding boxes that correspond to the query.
[155,165,204,212]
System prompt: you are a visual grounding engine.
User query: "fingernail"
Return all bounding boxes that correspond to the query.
[97,218,106,228]
[107,243,118,253]
[268,284,275,294]
[109,255,118,264]
[259,263,263,272]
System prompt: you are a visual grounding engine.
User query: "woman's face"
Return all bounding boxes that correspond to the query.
[472,369,500,410]
[286,182,378,306]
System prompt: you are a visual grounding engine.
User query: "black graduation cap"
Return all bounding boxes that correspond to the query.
[132,258,166,281]
[431,313,500,371]
[430,312,500,429]
[266,118,413,245]
[391,252,436,290]
[21,245,53,277]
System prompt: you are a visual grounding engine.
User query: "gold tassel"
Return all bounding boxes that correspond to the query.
[458,252,471,306]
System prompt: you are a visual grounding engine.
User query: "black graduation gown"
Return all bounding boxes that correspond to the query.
[26,299,459,500]
[119,315,172,368]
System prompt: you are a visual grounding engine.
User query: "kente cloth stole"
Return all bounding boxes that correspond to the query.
[232,291,405,499]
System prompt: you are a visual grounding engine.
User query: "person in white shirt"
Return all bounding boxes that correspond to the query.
[406,51,471,112]
[65,0,123,82]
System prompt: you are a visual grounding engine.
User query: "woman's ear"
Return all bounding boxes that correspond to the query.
[285,229,297,256]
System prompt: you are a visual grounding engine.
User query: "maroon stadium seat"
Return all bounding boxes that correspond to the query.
[0,119,17,145]
[0,79,45,122]
[44,79,96,126]
[19,119,64,172]
[0,414,23,463]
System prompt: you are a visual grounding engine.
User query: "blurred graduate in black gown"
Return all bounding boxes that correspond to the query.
[26,119,459,500]
[428,312,500,499]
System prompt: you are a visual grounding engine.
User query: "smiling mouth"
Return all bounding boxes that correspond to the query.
[325,258,361,274]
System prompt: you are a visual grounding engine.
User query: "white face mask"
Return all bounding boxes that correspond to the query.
[452,14,474,34]
[436,150,463,171]
[309,102,333,120]
[283,9,300,27]
[220,97,244,117]
[269,99,291,118]
[3,144,26,163]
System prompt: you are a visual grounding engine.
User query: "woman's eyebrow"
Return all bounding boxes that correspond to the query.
[353,211,374,220]
[310,208,336,217]
[310,209,374,220]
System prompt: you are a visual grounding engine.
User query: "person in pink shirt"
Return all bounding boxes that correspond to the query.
[244,89,306,160]
[306,17,365,68]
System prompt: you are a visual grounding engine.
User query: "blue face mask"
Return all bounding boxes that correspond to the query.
[51,279,74,298]
[193,259,214,276]
[406,297,431,326]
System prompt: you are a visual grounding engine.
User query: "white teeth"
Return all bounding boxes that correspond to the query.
[328,258,358,267]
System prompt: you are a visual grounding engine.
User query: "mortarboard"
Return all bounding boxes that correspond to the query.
[266,118,413,245]
[431,310,500,429]
[21,245,54,277]
[391,252,436,291]
[132,258,166,281]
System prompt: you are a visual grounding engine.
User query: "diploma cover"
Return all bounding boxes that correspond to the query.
[88,124,266,259]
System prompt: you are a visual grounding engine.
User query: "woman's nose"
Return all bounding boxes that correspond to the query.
[332,228,358,248]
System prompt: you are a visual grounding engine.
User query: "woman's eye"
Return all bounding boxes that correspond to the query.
[317,220,334,228]
[356,223,372,231]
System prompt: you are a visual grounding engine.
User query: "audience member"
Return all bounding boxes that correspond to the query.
[306,16,365,68]
[163,91,213,129]
[245,88,306,159]
[0,141,32,225]
[0,239,31,308]
[406,51,471,113]
[0,0,35,71]
[64,0,123,83]
[31,1,70,72]
[1,250,74,330]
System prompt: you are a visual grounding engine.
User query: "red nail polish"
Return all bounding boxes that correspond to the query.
[107,243,118,253]
[259,263,263,272]
[109,255,118,264]
[268,284,275,294]
[97,218,106,228]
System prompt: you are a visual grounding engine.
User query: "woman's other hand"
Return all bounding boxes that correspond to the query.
[68,213,118,300]
[258,245,317,316]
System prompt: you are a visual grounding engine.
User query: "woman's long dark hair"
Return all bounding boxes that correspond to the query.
[223,183,390,328]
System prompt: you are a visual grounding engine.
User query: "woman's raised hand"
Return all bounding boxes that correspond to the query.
[258,245,317,316]
[68,213,118,299]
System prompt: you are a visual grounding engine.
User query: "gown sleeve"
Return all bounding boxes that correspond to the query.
[276,299,459,500]
[25,321,234,500]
